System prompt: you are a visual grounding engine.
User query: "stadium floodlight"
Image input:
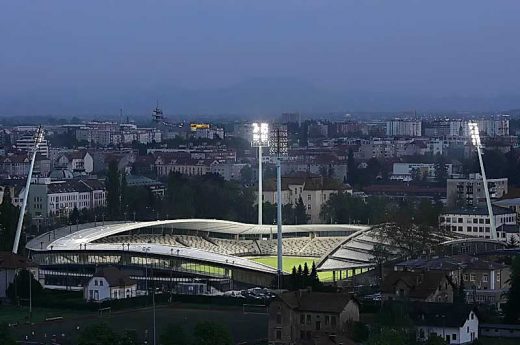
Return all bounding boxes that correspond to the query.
[252,122,270,226]
[468,122,497,240]
[269,124,288,288]
[13,126,44,254]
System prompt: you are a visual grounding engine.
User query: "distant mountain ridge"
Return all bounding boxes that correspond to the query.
[1,78,520,117]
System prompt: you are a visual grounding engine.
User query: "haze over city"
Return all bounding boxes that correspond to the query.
[2,0,520,116]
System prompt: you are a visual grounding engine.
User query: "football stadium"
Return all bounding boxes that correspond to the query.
[25,219,502,293]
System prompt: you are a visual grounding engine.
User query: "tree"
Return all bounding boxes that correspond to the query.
[193,321,232,345]
[160,324,189,345]
[294,197,308,225]
[69,206,80,224]
[78,322,118,345]
[302,262,310,287]
[239,165,254,186]
[309,261,320,289]
[6,269,43,302]
[0,323,16,345]
[434,154,448,186]
[365,327,410,345]
[347,149,357,185]
[121,173,128,217]
[106,160,121,220]
[454,279,466,305]
[0,188,19,251]
[504,255,520,322]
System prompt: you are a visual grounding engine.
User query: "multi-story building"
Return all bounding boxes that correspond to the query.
[446,174,508,207]
[27,179,106,218]
[261,175,350,223]
[391,162,461,182]
[54,151,94,174]
[0,154,51,177]
[15,133,49,157]
[439,206,517,241]
[154,155,212,177]
[386,119,422,137]
[268,290,359,345]
[449,117,509,138]
[382,270,454,303]
[394,255,511,309]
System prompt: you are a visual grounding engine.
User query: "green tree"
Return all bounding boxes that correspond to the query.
[106,160,121,220]
[192,321,232,345]
[121,173,128,217]
[309,261,321,289]
[160,324,189,345]
[504,255,520,322]
[347,149,357,185]
[0,323,16,345]
[454,279,466,305]
[294,196,308,224]
[365,327,410,345]
[78,322,118,345]
[0,188,19,251]
[434,154,448,186]
[6,269,43,302]
[69,206,80,224]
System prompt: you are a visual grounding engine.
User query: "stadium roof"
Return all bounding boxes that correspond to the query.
[26,219,369,274]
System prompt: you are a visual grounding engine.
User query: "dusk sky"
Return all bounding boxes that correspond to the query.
[2,0,520,116]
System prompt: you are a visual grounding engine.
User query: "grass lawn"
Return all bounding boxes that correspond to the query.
[0,305,90,324]
[248,256,335,281]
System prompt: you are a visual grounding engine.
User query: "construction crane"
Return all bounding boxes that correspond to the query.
[12,126,44,254]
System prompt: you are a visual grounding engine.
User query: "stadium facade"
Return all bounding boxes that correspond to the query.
[26,219,368,292]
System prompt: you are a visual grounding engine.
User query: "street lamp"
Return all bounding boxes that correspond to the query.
[270,124,288,288]
[251,122,270,225]
[468,122,497,240]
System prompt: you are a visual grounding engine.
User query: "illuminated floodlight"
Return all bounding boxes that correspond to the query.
[468,121,497,240]
[468,122,481,147]
[269,124,288,157]
[252,122,270,147]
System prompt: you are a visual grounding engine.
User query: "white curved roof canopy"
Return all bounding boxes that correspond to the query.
[26,219,369,274]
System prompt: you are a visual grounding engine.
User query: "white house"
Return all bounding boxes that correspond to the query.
[412,303,478,344]
[84,266,137,302]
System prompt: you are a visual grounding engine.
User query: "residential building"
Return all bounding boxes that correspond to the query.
[154,155,212,177]
[446,174,508,207]
[0,153,51,177]
[381,271,454,303]
[391,162,460,182]
[84,266,137,302]
[27,179,106,218]
[268,290,359,345]
[54,151,94,174]
[480,324,520,339]
[449,118,509,138]
[411,302,479,344]
[386,119,422,137]
[439,206,517,241]
[394,255,511,308]
[261,175,350,223]
[15,133,49,157]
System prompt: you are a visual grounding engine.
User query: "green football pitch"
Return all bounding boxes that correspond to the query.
[248,256,337,281]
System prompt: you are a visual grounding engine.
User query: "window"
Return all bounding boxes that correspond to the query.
[94,280,98,286]
[316,321,321,331]
[470,274,476,282]
[99,280,104,286]
[300,314,305,324]
[275,329,281,340]
[479,219,484,224]
[463,274,468,281]
[307,195,311,201]
[331,316,336,327]
[452,333,457,340]
[325,315,330,325]
[458,218,463,223]
[306,314,311,325]
[276,313,282,324]
[483,274,488,283]
[470,312,474,320]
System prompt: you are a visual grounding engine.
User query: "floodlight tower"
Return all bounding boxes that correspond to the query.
[251,123,270,225]
[270,125,288,288]
[13,126,45,254]
[468,122,497,240]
